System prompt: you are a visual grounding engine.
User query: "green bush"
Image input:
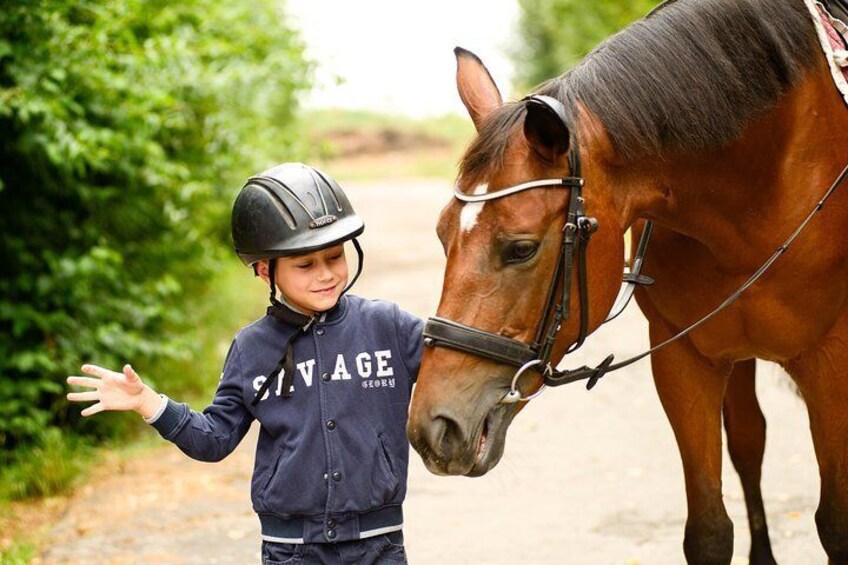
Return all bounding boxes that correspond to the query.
[0,0,311,460]
[513,0,661,89]
[0,429,90,500]
[0,541,36,565]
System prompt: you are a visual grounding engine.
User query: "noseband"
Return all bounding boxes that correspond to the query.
[423,94,848,405]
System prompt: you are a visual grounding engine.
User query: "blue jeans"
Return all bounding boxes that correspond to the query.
[261,530,407,565]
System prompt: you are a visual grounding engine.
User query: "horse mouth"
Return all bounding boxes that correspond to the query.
[465,403,514,477]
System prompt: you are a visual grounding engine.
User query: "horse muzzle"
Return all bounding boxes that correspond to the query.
[408,389,518,477]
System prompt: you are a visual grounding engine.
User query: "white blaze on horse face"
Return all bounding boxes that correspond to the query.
[459,183,488,233]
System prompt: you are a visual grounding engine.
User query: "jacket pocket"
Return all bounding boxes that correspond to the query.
[370,434,400,506]
[260,444,288,500]
[258,446,326,515]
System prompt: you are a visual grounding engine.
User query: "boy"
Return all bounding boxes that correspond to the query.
[67,163,424,564]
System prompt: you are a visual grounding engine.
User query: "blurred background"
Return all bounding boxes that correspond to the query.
[10,1,822,564]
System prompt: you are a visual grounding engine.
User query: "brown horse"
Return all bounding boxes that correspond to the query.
[407,0,848,563]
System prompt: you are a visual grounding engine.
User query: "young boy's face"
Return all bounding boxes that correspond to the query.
[258,244,349,315]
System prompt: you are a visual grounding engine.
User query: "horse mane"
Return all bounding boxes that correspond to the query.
[460,0,821,182]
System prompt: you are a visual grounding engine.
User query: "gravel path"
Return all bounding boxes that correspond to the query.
[38,179,825,564]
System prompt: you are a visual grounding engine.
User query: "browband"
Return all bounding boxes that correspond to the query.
[454,178,583,203]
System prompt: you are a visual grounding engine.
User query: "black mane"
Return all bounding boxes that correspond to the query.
[461,0,820,181]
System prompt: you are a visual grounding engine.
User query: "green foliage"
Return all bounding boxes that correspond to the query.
[0,541,36,565]
[513,0,661,89]
[0,0,311,460]
[0,429,91,500]
[149,259,268,405]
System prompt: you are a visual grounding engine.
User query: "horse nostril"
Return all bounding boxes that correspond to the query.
[409,409,469,471]
[431,413,464,461]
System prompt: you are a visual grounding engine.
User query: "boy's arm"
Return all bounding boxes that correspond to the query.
[68,340,254,463]
[144,340,254,462]
[394,306,425,385]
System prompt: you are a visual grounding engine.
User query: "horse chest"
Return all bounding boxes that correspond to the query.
[639,229,848,362]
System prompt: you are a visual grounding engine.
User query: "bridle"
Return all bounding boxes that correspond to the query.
[423,95,648,402]
[423,94,848,405]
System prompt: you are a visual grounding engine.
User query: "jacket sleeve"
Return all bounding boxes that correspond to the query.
[394,306,424,387]
[148,340,254,462]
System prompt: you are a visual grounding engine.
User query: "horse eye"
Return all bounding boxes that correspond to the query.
[504,240,539,264]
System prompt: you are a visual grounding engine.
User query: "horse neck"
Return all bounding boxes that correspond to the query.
[597,64,845,268]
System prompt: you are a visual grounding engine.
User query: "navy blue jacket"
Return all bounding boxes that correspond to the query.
[149,295,424,543]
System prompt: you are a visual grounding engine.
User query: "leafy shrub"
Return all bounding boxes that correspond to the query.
[0,0,311,459]
[0,429,90,500]
[513,0,661,88]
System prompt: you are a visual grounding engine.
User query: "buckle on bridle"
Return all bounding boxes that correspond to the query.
[577,216,599,235]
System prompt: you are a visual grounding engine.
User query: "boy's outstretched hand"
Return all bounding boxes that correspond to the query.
[67,364,163,419]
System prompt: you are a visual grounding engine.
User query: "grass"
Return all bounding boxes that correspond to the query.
[298,108,475,181]
[300,108,474,148]
[0,430,91,558]
[0,430,91,502]
[0,541,36,564]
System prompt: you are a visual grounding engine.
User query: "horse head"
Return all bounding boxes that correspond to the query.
[407,48,628,476]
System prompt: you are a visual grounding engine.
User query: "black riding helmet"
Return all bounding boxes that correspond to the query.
[232,162,364,265]
[231,163,366,403]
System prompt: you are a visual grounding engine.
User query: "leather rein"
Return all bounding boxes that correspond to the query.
[422,94,848,405]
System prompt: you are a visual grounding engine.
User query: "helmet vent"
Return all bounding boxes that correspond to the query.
[305,167,331,215]
[254,182,297,229]
[312,168,344,212]
[251,175,317,221]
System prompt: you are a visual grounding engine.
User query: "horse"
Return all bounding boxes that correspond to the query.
[406,0,848,562]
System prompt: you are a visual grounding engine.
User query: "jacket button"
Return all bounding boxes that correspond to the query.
[326,529,336,540]
[327,519,336,528]
[321,372,330,382]
[326,420,336,430]
[316,328,325,336]
[332,471,342,482]
[323,472,328,481]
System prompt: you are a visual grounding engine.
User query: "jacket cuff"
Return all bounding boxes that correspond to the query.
[142,394,169,424]
[149,397,187,438]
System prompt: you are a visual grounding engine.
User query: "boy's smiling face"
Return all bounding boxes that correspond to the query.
[258,244,349,315]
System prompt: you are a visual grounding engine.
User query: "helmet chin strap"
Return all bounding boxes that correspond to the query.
[341,238,364,296]
[267,258,284,308]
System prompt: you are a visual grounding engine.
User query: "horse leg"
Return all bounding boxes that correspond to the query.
[786,333,848,563]
[722,360,776,565]
[649,320,733,564]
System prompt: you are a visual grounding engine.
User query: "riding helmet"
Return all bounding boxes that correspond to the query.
[231,162,365,265]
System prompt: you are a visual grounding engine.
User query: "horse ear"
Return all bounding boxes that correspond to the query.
[455,47,503,131]
[523,96,570,163]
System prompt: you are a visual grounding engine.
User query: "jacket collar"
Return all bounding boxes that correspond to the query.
[267,295,348,327]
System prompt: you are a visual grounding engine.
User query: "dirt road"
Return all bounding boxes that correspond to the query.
[38,179,825,564]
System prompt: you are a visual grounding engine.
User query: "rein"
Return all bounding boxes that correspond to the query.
[423,94,848,405]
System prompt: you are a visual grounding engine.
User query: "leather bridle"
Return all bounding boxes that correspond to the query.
[424,94,652,402]
[423,94,848,405]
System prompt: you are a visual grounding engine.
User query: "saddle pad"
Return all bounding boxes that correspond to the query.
[804,0,848,106]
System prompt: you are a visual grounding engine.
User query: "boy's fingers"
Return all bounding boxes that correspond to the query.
[123,364,139,382]
[67,391,99,402]
[81,364,116,379]
[80,403,104,417]
[67,376,101,388]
